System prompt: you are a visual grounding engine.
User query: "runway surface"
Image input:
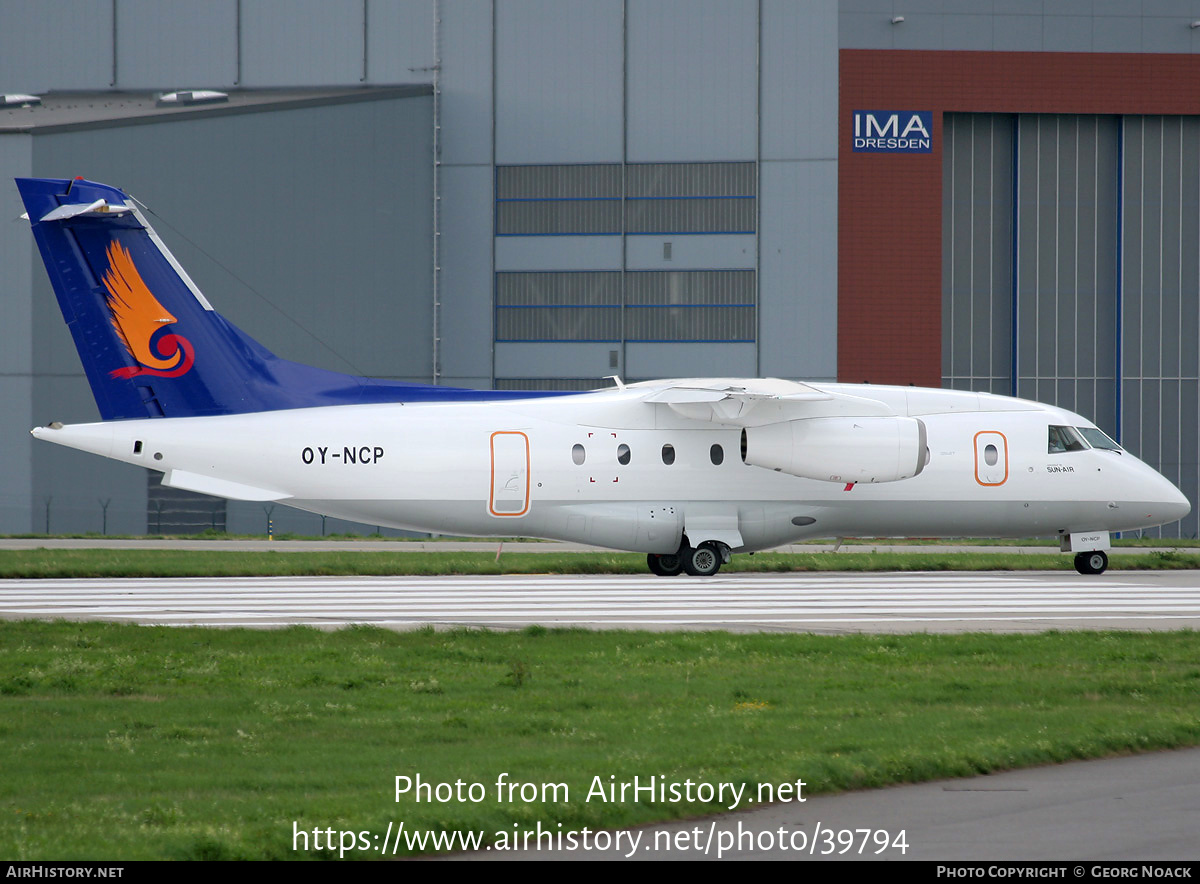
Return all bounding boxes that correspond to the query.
[2,571,1198,633]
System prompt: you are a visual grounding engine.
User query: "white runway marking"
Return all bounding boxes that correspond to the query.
[2,572,1199,632]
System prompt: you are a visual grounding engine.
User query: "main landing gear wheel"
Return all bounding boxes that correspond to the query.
[683,542,724,577]
[1074,550,1108,575]
[647,552,684,577]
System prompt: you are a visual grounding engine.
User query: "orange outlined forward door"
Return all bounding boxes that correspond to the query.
[489,431,530,516]
[974,431,1008,486]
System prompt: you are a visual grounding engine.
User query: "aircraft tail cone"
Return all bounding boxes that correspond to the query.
[31,422,116,459]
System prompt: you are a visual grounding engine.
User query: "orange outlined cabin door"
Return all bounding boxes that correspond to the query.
[974,431,1008,486]
[489,431,530,516]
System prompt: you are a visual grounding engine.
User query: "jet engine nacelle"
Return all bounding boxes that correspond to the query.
[742,416,927,484]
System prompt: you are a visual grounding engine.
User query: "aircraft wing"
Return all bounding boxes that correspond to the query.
[639,378,896,426]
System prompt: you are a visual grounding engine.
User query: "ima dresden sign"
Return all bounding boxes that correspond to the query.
[853,110,933,153]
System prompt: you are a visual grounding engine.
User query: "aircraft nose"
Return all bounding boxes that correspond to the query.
[1147,470,1192,525]
[1162,482,1192,524]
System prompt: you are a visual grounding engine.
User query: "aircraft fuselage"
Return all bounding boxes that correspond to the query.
[34,384,1189,557]
[17,178,1190,577]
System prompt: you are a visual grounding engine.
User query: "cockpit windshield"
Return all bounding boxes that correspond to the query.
[1076,426,1122,452]
[1048,425,1088,453]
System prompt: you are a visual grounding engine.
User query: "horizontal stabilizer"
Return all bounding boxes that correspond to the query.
[40,199,133,222]
[161,469,292,501]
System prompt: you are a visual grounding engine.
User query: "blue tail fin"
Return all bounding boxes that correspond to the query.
[18,177,551,419]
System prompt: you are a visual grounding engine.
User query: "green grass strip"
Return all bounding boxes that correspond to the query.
[1,623,1198,859]
[0,548,1198,578]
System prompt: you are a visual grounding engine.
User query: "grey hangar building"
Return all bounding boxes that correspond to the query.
[1,0,1198,539]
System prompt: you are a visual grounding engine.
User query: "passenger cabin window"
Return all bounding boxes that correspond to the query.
[1077,427,1122,452]
[984,444,999,466]
[1047,425,1087,454]
[710,443,724,465]
[572,444,586,465]
[661,444,675,465]
[617,443,631,465]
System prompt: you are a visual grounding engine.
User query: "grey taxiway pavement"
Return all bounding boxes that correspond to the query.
[2,570,1198,633]
[455,746,1200,861]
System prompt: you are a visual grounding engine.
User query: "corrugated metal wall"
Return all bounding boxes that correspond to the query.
[626,0,758,162]
[1121,116,1200,539]
[0,134,34,533]
[490,0,838,387]
[21,93,432,536]
[495,0,624,164]
[0,0,436,92]
[0,0,841,531]
[758,0,839,381]
[433,0,494,390]
[840,3,1200,54]
[0,0,840,393]
[943,112,1199,537]
[1015,114,1119,432]
[942,113,1015,396]
[493,162,757,353]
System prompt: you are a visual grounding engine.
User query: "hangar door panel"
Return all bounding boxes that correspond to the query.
[943,112,1200,537]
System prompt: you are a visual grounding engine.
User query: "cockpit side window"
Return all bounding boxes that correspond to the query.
[1076,427,1122,452]
[1048,425,1088,454]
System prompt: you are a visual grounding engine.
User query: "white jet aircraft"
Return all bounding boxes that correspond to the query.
[16,177,1191,576]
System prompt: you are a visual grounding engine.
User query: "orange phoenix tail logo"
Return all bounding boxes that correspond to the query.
[101,241,195,378]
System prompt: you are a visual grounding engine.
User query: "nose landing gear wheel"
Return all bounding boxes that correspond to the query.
[683,542,723,577]
[1074,550,1108,575]
[647,552,684,576]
